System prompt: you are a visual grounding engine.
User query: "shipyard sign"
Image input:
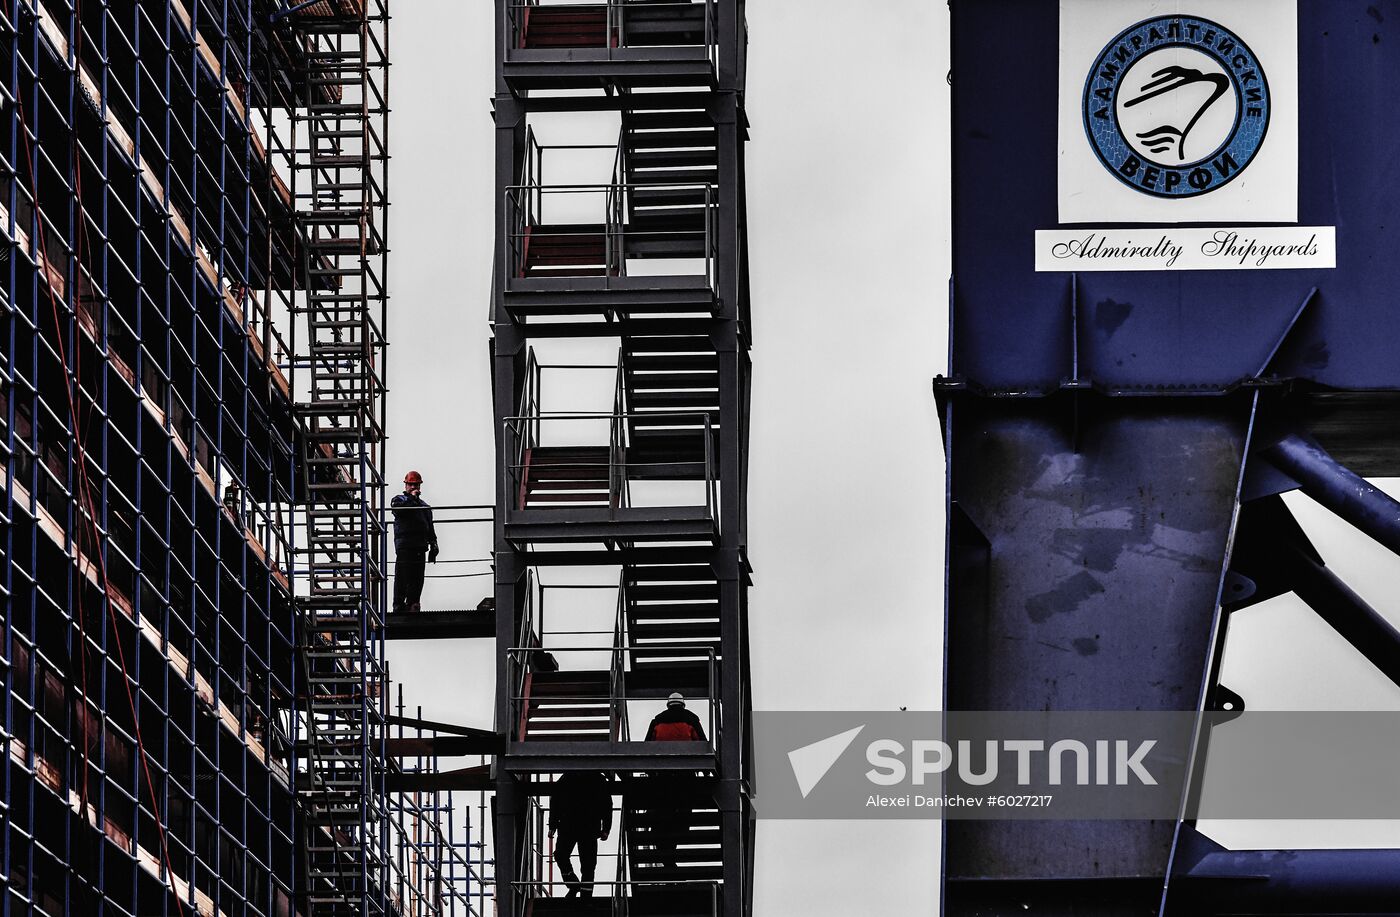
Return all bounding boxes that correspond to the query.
[1040,0,1334,271]
[1084,15,1269,200]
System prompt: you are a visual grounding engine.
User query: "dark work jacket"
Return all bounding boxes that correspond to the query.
[645,706,706,742]
[549,771,614,836]
[390,492,437,552]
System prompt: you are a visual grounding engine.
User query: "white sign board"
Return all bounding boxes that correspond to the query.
[1057,0,1299,225]
[1035,226,1335,272]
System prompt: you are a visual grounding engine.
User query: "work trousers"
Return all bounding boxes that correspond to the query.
[554,828,598,894]
[393,548,426,610]
[646,772,696,869]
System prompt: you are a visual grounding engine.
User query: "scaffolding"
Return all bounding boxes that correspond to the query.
[0,1,485,914]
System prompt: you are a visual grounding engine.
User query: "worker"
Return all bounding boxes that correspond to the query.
[645,693,706,741]
[643,693,706,871]
[390,470,438,613]
[548,771,613,898]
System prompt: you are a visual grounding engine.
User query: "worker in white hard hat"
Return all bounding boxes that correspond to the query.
[645,693,706,741]
[643,692,707,872]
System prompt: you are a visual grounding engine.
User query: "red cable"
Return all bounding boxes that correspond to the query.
[8,4,188,914]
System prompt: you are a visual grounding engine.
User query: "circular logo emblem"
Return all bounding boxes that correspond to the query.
[1082,16,1270,198]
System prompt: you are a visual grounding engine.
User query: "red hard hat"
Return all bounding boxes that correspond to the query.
[404,470,423,485]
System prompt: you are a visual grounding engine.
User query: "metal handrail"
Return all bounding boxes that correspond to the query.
[611,348,629,510]
[515,793,548,917]
[514,570,539,736]
[506,646,719,743]
[509,880,720,916]
[610,570,630,741]
[613,807,630,917]
[605,132,627,279]
[505,180,717,288]
[507,0,719,59]
[503,411,717,519]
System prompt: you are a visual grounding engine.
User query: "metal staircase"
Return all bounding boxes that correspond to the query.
[494,1,750,913]
[286,0,391,914]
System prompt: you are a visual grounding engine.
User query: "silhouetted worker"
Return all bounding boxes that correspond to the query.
[645,692,706,742]
[390,470,438,613]
[643,693,706,870]
[549,771,613,898]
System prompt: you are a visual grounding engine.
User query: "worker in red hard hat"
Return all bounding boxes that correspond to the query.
[390,470,438,613]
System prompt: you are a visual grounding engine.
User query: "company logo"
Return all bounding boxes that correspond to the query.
[784,722,1160,801]
[1082,15,1270,198]
[787,725,864,798]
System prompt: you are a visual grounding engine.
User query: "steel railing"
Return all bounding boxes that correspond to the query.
[505,181,717,287]
[506,0,719,67]
[506,645,718,745]
[502,412,719,523]
[512,880,720,917]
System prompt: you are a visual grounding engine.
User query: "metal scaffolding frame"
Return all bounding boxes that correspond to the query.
[0,1,483,914]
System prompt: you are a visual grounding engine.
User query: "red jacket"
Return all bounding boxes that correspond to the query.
[645,706,706,742]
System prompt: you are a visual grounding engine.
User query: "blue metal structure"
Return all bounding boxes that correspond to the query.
[940,2,1400,914]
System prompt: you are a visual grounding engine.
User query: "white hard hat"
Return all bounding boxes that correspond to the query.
[667,693,685,708]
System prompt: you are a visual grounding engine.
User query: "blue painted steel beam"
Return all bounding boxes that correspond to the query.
[1171,828,1400,914]
[1265,433,1400,558]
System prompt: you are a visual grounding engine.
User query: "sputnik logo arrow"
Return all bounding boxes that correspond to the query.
[787,725,866,799]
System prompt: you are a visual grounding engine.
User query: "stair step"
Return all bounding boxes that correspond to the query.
[628,827,722,845]
[627,148,718,169]
[526,462,614,479]
[630,424,715,435]
[632,168,722,189]
[627,371,718,389]
[529,672,610,690]
[522,492,612,505]
[626,565,716,582]
[522,8,608,49]
[525,717,612,730]
[529,445,612,456]
[627,846,723,865]
[633,646,718,663]
[527,232,606,250]
[526,267,613,277]
[527,252,608,268]
[623,225,708,251]
[527,720,612,735]
[625,129,718,150]
[526,479,612,491]
[528,702,612,715]
[629,812,724,831]
[630,186,712,207]
[628,622,720,640]
[624,110,711,131]
[627,607,719,624]
[623,335,711,353]
[526,454,613,469]
[624,353,716,371]
[523,730,613,741]
[618,6,706,28]
[628,391,719,409]
[630,582,718,600]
